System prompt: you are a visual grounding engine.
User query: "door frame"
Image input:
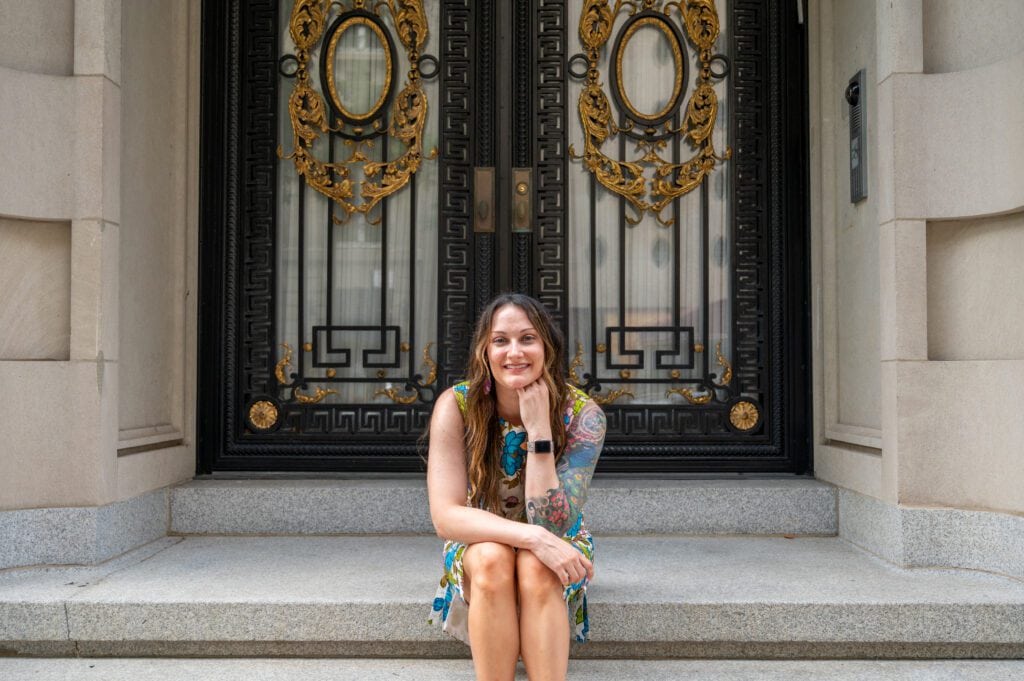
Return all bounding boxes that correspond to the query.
[196,0,811,474]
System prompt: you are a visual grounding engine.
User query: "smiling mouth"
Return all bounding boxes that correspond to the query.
[504,364,530,370]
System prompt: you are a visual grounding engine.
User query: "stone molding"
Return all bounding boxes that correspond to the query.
[838,487,1024,582]
[0,489,166,570]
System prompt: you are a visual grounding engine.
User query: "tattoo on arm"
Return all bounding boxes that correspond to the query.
[526,401,606,535]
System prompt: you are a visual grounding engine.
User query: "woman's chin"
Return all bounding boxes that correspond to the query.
[496,374,537,391]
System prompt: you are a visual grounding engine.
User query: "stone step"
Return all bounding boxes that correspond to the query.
[1,658,1022,681]
[170,477,837,536]
[3,535,1022,659]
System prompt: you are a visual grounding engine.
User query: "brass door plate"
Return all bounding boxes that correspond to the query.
[473,167,495,233]
[511,167,532,232]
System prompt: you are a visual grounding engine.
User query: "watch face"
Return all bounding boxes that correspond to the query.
[532,439,553,453]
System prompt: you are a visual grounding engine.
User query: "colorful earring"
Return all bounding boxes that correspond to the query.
[484,377,492,394]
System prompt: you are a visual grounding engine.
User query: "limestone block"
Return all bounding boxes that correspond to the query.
[72,75,120,224]
[889,53,1024,220]
[813,443,883,501]
[0,219,71,360]
[0,0,74,76]
[0,68,119,223]
[895,359,1024,514]
[0,361,115,509]
[875,0,923,80]
[0,67,76,220]
[116,444,194,502]
[74,0,121,84]
[70,220,119,361]
[923,0,1024,74]
[927,214,1024,360]
[879,220,927,361]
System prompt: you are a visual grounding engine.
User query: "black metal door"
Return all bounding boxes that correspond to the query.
[198,0,810,473]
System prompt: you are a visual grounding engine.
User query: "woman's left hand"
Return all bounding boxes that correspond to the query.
[517,380,552,440]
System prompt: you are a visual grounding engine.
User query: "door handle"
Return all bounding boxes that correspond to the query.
[511,168,532,232]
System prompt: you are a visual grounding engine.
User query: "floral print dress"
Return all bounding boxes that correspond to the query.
[428,381,602,645]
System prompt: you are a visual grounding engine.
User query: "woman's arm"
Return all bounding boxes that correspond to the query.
[524,398,606,536]
[430,386,596,585]
[427,388,542,548]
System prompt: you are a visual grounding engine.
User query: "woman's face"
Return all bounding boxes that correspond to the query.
[486,304,546,392]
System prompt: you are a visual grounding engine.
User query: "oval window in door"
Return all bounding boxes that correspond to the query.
[322,13,397,125]
[611,13,688,127]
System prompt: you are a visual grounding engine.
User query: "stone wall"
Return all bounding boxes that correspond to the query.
[811,0,1024,516]
[0,0,197,515]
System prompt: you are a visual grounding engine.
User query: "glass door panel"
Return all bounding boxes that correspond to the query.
[274,0,441,410]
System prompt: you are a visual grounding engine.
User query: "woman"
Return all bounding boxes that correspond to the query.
[427,293,606,681]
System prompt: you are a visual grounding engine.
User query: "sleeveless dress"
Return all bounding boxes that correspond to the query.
[428,381,595,644]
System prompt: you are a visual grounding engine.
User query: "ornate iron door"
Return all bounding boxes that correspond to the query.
[198,0,809,473]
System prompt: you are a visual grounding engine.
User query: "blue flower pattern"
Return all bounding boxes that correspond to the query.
[428,382,595,645]
[501,429,526,476]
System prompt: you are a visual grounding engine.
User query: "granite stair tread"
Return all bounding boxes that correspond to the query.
[1,658,1022,680]
[170,477,837,536]
[2,534,1023,658]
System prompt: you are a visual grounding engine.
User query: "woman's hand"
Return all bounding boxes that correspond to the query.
[517,379,552,440]
[527,524,594,587]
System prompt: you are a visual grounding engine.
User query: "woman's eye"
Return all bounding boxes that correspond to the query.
[523,335,536,342]
[492,338,506,345]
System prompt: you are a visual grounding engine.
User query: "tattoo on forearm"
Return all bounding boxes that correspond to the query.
[526,401,606,535]
[526,489,571,533]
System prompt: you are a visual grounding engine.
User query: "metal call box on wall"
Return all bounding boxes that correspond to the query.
[846,69,867,203]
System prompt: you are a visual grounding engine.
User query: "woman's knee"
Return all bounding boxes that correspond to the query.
[464,542,516,596]
[515,549,562,600]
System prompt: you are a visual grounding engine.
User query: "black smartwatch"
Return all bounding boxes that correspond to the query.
[527,439,553,454]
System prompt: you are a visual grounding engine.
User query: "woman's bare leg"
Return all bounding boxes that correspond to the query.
[463,542,519,681]
[516,549,570,681]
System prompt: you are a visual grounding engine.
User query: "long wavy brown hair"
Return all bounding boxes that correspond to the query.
[463,294,572,514]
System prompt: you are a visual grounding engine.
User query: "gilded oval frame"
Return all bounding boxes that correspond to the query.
[610,12,689,127]
[319,11,397,126]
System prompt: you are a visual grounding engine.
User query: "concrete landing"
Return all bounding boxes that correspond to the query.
[1,659,1022,681]
[170,477,837,535]
[2,535,1023,658]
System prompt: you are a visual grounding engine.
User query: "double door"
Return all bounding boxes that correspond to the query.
[198,0,810,473]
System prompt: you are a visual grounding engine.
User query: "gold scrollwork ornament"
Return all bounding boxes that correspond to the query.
[293,386,339,404]
[569,0,731,226]
[713,340,732,387]
[568,342,586,386]
[374,341,438,404]
[279,0,435,222]
[275,343,295,384]
[665,386,714,405]
[591,387,635,405]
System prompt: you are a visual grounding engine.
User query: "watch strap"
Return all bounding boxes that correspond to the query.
[527,439,553,454]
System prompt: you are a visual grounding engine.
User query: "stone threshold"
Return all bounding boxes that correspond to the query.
[2,534,1023,658]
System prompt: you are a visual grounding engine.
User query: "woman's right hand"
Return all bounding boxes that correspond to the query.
[527,524,594,586]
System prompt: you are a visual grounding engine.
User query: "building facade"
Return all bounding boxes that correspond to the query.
[1,0,1021,580]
